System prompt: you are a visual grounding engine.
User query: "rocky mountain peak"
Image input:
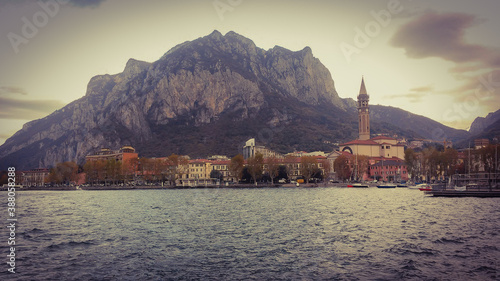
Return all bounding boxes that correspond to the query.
[123,58,150,77]
[1,30,467,170]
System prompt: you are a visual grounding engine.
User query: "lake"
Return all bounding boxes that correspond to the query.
[1,187,499,280]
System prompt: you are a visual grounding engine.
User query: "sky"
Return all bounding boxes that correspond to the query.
[0,0,499,145]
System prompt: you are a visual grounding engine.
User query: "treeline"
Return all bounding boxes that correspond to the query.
[42,153,331,186]
[405,144,499,181]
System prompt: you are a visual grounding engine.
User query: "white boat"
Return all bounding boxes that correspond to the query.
[377,183,397,188]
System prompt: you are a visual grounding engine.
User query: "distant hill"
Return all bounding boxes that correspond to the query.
[370,105,470,143]
[0,31,472,170]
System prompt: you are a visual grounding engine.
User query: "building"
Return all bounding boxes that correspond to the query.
[211,160,236,182]
[335,78,407,182]
[21,168,50,187]
[474,139,490,149]
[281,155,328,180]
[340,136,405,159]
[338,79,405,160]
[242,138,282,159]
[369,159,408,182]
[85,146,138,164]
[181,159,213,185]
[85,146,139,172]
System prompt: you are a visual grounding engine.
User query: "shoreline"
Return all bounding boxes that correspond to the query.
[1,183,339,191]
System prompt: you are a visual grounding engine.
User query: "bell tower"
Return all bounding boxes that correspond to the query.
[358,77,370,140]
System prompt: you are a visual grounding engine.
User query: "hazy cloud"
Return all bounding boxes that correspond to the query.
[390,11,500,68]
[0,0,107,8]
[391,10,500,123]
[385,85,433,103]
[0,86,27,95]
[409,86,433,93]
[0,96,65,120]
[68,0,107,8]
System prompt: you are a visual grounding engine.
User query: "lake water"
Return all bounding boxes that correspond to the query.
[1,187,499,280]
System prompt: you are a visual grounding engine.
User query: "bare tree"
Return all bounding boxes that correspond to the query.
[300,156,318,183]
[266,156,281,184]
[229,154,245,183]
[247,153,264,185]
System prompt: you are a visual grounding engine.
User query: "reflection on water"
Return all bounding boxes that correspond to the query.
[1,188,498,280]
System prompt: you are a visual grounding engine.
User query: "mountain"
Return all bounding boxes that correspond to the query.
[454,109,500,147]
[469,109,500,135]
[370,105,470,142]
[0,31,469,170]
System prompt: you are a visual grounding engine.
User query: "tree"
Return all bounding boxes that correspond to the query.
[123,157,138,184]
[106,159,122,185]
[477,145,497,173]
[166,154,188,186]
[300,156,318,183]
[334,155,351,181]
[47,161,78,185]
[229,154,244,182]
[277,165,288,181]
[210,170,223,181]
[404,148,419,180]
[265,156,281,184]
[441,148,459,177]
[247,153,264,185]
[353,155,370,181]
[319,159,331,180]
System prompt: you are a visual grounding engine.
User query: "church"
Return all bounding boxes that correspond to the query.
[338,78,408,181]
[339,78,405,160]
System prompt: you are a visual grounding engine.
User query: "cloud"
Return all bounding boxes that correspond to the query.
[409,86,433,93]
[390,10,500,122]
[385,85,433,103]
[0,86,27,95]
[390,11,500,68]
[68,0,107,8]
[0,96,65,120]
[0,0,107,8]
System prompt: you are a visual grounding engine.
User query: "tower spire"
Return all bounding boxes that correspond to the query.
[358,76,368,98]
[357,77,370,140]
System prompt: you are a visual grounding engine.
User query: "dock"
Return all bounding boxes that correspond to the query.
[425,173,500,197]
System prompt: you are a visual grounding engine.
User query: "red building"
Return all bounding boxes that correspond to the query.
[369,159,408,182]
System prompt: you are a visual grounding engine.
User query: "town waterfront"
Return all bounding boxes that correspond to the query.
[2,188,499,280]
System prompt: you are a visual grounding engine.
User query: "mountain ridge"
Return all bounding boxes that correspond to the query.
[0,30,471,169]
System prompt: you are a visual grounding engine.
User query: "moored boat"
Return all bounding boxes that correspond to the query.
[347,183,369,188]
[417,184,432,191]
[377,183,397,188]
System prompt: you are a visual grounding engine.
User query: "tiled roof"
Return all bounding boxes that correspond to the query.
[370,135,396,141]
[340,139,379,146]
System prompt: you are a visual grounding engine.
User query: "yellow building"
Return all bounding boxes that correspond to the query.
[340,136,405,159]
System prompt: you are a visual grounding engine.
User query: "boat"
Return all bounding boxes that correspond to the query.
[418,184,432,191]
[347,183,369,188]
[377,183,397,188]
[397,184,408,188]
